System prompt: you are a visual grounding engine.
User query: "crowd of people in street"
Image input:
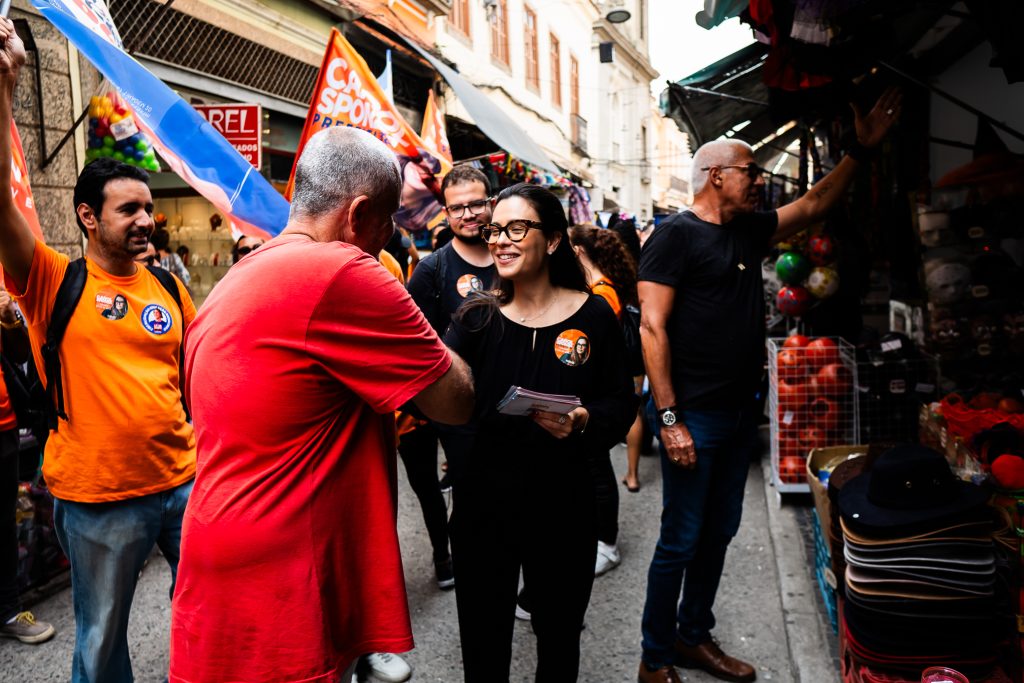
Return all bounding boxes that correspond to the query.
[0,16,906,683]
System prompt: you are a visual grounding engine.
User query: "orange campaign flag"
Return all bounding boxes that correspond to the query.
[9,121,45,242]
[286,28,440,199]
[421,89,453,173]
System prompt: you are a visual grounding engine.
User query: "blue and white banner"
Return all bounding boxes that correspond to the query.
[30,0,289,236]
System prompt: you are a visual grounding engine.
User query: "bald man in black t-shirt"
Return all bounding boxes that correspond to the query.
[635,89,902,683]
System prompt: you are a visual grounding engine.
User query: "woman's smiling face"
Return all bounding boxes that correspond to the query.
[489,196,559,282]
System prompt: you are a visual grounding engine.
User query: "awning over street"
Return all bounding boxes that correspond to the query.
[405,42,559,173]
[660,42,774,150]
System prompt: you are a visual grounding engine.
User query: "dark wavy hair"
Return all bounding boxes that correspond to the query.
[569,223,638,306]
[457,183,587,325]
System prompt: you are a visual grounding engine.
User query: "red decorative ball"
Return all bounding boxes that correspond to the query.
[992,454,1024,490]
[808,235,835,266]
[777,286,812,317]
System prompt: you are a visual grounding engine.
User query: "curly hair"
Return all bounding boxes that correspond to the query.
[569,224,638,306]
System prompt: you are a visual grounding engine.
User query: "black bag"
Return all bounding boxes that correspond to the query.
[622,303,644,376]
[0,351,49,450]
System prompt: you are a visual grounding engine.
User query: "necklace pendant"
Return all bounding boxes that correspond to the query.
[520,317,526,322]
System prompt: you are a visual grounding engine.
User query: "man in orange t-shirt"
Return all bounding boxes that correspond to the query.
[0,22,195,682]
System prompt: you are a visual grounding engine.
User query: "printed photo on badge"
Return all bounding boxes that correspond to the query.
[96,288,128,321]
[141,303,172,335]
[554,329,590,367]
[456,273,483,298]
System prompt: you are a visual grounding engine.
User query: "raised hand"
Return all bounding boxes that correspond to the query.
[852,86,902,149]
[0,18,26,77]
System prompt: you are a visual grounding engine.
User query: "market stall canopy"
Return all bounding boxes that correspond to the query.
[659,43,775,150]
[404,42,559,173]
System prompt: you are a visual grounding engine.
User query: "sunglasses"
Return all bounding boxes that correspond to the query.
[700,163,767,180]
[480,220,543,244]
[237,243,263,256]
[137,255,158,266]
[445,199,491,219]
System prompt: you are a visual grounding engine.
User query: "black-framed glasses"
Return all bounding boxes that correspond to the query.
[700,163,767,180]
[445,199,491,219]
[481,220,543,244]
[237,243,263,256]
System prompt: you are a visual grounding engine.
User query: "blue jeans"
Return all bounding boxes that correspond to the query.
[54,480,193,683]
[640,405,758,668]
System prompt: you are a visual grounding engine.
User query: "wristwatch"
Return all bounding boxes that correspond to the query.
[658,406,679,427]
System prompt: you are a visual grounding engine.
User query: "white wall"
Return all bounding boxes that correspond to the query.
[929,42,1024,183]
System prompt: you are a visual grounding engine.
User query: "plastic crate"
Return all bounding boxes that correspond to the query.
[812,509,839,634]
[768,337,860,493]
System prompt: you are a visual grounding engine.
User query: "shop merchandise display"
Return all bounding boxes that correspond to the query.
[836,445,1011,682]
[769,335,859,491]
[856,333,940,444]
[85,87,160,171]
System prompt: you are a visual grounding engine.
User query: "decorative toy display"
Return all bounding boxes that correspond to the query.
[777,285,813,317]
[775,251,812,285]
[807,234,835,266]
[805,266,839,299]
[85,90,160,171]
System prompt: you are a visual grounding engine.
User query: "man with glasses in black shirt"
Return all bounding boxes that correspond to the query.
[636,88,902,683]
[402,165,496,591]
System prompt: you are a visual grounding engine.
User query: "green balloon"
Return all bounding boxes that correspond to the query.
[112,151,125,162]
[124,157,138,166]
[103,135,115,147]
[100,146,114,158]
[135,140,148,151]
[143,150,156,161]
[146,160,161,171]
[775,251,811,286]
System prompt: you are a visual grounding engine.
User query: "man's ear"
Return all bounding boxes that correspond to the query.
[346,195,372,233]
[77,203,98,233]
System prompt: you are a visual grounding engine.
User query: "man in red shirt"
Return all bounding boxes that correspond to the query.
[170,126,474,683]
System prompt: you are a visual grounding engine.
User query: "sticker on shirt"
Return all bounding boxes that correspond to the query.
[456,273,484,298]
[95,288,128,321]
[140,304,172,335]
[554,329,591,367]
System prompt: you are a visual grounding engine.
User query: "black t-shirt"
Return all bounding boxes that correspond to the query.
[444,295,637,483]
[407,243,496,335]
[638,210,777,410]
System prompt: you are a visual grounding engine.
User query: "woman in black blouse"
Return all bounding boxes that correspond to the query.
[445,183,637,682]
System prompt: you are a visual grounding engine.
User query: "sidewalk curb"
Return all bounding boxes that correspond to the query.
[760,455,838,683]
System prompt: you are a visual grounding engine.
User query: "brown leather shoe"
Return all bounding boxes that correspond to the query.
[674,640,756,682]
[637,661,682,683]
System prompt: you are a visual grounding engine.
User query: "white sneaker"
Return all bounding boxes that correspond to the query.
[364,653,412,682]
[594,541,621,576]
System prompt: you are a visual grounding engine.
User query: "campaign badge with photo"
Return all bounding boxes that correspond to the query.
[141,304,173,335]
[554,328,591,367]
[96,288,129,321]
[456,273,484,298]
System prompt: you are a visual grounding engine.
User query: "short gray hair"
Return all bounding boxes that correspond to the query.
[290,126,402,220]
[691,139,753,195]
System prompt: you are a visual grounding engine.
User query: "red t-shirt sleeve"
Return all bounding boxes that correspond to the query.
[305,252,452,413]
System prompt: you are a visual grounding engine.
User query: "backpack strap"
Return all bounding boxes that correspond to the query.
[146,265,190,422]
[41,257,88,431]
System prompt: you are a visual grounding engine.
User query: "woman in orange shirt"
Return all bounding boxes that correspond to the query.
[569,224,644,578]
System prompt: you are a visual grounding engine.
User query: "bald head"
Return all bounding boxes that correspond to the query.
[691,140,754,195]
[290,126,402,221]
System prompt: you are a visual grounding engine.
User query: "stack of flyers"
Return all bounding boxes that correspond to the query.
[497,385,581,416]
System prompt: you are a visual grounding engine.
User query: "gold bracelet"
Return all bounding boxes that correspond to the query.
[0,318,23,330]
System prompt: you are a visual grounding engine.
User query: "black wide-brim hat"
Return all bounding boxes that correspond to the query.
[839,444,991,537]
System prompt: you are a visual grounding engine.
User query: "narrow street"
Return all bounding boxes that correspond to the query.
[0,436,838,682]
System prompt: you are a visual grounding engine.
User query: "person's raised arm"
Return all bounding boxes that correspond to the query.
[412,349,474,425]
[773,87,902,245]
[0,19,36,291]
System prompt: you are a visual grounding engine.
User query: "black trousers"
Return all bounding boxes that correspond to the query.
[451,463,597,683]
[590,451,618,546]
[0,428,22,622]
[397,422,450,563]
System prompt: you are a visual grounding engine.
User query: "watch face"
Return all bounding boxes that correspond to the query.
[661,410,677,427]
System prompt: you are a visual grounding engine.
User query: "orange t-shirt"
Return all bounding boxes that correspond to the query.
[4,242,197,502]
[591,279,622,320]
[378,249,406,284]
